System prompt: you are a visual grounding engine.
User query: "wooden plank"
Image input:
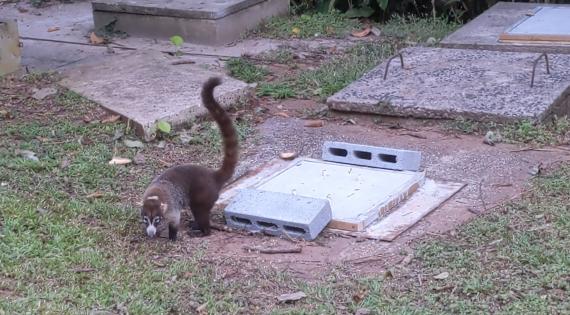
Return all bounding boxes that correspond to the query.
[362,179,465,241]
[498,33,570,43]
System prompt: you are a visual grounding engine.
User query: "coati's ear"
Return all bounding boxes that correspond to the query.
[160,203,167,212]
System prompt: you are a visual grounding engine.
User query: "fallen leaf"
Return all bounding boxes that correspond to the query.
[36,207,49,215]
[47,26,60,32]
[156,121,171,134]
[370,26,381,36]
[355,308,371,315]
[352,288,368,303]
[275,111,290,118]
[291,27,301,36]
[304,119,324,128]
[178,131,193,144]
[15,149,39,161]
[17,7,29,13]
[133,152,146,165]
[86,192,104,199]
[89,32,105,45]
[112,129,124,141]
[123,139,144,148]
[0,110,12,119]
[101,115,121,123]
[79,135,93,146]
[59,158,71,169]
[196,302,208,314]
[277,291,306,303]
[152,260,166,268]
[157,141,166,149]
[279,151,297,160]
[108,157,132,165]
[31,87,57,100]
[351,26,371,38]
[434,271,449,280]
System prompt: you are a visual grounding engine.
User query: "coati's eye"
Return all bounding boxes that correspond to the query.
[153,217,161,225]
[143,216,149,225]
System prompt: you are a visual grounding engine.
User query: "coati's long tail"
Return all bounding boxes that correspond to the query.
[201,77,239,186]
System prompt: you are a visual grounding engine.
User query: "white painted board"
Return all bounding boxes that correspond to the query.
[507,7,570,36]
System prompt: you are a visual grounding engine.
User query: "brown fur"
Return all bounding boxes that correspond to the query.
[140,77,238,240]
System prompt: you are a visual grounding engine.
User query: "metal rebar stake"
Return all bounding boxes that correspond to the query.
[530,52,550,88]
[383,52,404,80]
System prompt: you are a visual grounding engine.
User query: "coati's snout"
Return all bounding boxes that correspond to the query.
[142,215,163,238]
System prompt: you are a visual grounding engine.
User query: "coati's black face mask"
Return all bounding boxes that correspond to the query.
[142,215,163,238]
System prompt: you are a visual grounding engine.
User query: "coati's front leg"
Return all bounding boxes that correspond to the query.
[168,223,179,241]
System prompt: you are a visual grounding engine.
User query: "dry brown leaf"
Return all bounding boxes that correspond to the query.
[89,32,105,45]
[277,291,306,303]
[304,119,324,128]
[47,26,60,32]
[86,191,104,199]
[279,151,298,160]
[108,157,132,165]
[434,271,449,280]
[275,111,290,118]
[352,288,368,303]
[351,26,371,38]
[101,114,121,123]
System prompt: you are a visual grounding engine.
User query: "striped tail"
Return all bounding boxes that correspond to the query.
[201,77,239,186]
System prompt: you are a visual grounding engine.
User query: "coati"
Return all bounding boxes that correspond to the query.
[140,77,238,241]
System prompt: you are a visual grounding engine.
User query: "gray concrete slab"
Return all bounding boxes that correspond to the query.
[92,0,289,45]
[440,2,570,54]
[327,47,570,123]
[60,50,253,140]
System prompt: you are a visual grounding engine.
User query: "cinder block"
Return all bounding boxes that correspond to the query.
[321,141,421,171]
[224,189,332,241]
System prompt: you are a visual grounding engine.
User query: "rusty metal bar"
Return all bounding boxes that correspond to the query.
[383,52,404,80]
[530,52,550,88]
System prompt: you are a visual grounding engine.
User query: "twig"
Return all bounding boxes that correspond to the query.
[478,179,487,212]
[399,132,427,139]
[171,60,196,65]
[242,245,302,254]
[70,267,96,273]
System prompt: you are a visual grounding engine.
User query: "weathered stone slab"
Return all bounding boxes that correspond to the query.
[92,0,289,45]
[440,2,570,54]
[60,50,252,140]
[327,47,570,122]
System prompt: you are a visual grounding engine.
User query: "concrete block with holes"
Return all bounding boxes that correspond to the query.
[223,188,332,241]
[321,141,422,171]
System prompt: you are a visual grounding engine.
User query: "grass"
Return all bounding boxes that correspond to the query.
[446,116,570,145]
[225,58,268,83]
[256,42,394,100]
[249,11,361,39]
[2,70,569,313]
[382,15,461,43]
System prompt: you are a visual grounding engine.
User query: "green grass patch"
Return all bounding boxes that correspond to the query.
[383,15,461,43]
[446,116,570,145]
[250,11,361,39]
[225,58,268,83]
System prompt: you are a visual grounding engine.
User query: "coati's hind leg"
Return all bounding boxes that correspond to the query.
[189,201,215,236]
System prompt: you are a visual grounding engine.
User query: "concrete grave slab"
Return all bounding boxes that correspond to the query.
[92,0,289,45]
[327,47,570,123]
[221,158,425,232]
[440,2,570,54]
[60,50,252,140]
